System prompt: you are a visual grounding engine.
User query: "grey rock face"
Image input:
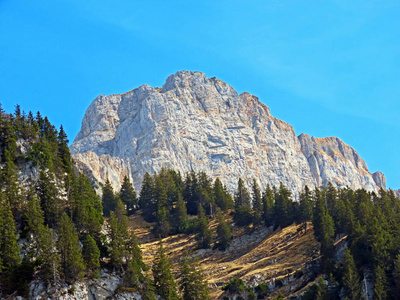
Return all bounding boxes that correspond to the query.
[70,71,385,195]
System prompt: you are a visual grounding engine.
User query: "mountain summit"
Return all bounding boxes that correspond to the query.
[70,71,385,194]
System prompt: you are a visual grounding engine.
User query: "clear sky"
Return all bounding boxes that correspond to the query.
[0,0,399,190]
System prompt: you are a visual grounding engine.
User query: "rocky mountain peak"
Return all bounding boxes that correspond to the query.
[71,71,386,195]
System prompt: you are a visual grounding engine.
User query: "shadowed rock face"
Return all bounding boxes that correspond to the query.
[70,71,385,195]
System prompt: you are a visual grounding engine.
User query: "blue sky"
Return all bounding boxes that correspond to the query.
[0,0,399,189]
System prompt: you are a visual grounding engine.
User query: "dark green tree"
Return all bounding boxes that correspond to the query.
[57,213,85,283]
[373,265,388,300]
[234,178,252,227]
[262,184,275,227]
[152,239,179,300]
[342,248,361,300]
[37,170,62,228]
[179,253,211,300]
[216,208,231,250]
[139,172,156,222]
[173,193,189,233]
[196,204,212,249]
[299,185,313,232]
[252,179,263,226]
[109,200,128,270]
[82,234,100,279]
[0,198,21,275]
[120,175,137,216]
[102,179,117,217]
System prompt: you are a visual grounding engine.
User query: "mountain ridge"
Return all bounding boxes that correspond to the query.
[70,70,385,195]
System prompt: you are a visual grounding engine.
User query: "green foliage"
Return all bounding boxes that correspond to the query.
[262,184,275,227]
[173,194,189,233]
[139,172,156,222]
[216,208,232,250]
[102,179,117,217]
[255,283,269,298]
[252,179,263,226]
[120,175,138,216]
[0,197,21,274]
[57,213,85,283]
[222,278,247,293]
[342,248,361,300]
[179,253,211,300]
[152,239,179,300]
[109,200,129,269]
[196,204,212,249]
[37,170,62,228]
[82,234,100,279]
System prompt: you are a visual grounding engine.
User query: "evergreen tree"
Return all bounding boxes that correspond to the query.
[70,173,103,239]
[155,176,171,236]
[179,253,211,300]
[214,178,229,211]
[216,208,232,250]
[262,184,275,227]
[392,254,400,299]
[124,232,146,289]
[37,226,61,286]
[196,204,212,249]
[320,210,335,273]
[57,213,85,283]
[102,179,117,217]
[299,185,313,232]
[342,248,362,300]
[82,234,100,279]
[37,170,62,228]
[0,197,21,275]
[57,125,71,174]
[173,193,189,233]
[274,182,293,228]
[109,200,129,270]
[120,175,137,216]
[142,270,157,300]
[152,239,179,300]
[373,265,388,300]
[139,172,156,222]
[252,179,263,226]
[234,178,252,226]
[184,170,200,215]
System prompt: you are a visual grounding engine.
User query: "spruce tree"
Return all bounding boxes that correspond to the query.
[234,178,252,226]
[82,234,101,279]
[139,172,156,222]
[373,265,388,300]
[120,175,137,216]
[152,239,179,300]
[108,200,129,270]
[57,213,85,283]
[393,254,400,299]
[102,179,117,217]
[0,198,21,275]
[37,170,62,228]
[342,248,361,300]
[299,185,313,232]
[173,193,189,233]
[252,179,263,226]
[124,232,146,289]
[216,208,232,250]
[179,253,211,300]
[196,204,212,249]
[262,184,275,227]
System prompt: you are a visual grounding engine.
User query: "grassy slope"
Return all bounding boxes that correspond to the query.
[130,214,319,299]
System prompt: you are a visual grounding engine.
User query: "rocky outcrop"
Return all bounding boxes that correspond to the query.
[70,71,386,195]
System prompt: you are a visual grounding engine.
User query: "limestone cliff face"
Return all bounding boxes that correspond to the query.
[70,71,385,195]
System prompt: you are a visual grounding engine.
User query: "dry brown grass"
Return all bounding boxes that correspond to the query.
[130,213,318,299]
